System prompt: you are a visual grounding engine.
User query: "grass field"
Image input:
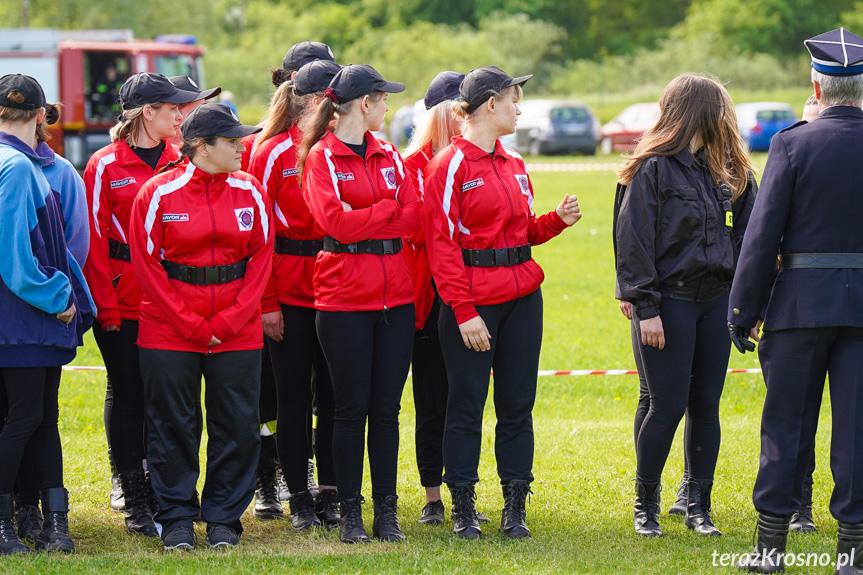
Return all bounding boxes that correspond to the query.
[2,160,839,574]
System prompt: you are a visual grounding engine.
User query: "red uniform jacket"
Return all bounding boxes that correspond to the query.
[302,131,419,312]
[83,140,179,328]
[130,162,274,353]
[424,136,568,325]
[403,143,436,330]
[248,126,320,311]
[240,132,260,173]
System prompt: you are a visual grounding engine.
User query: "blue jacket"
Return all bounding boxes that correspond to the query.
[729,105,863,330]
[36,142,90,267]
[0,132,95,366]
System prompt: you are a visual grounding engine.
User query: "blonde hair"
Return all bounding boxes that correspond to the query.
[109,103,165,147]
[404,100,461,157]
[257,80,316,145]
[451,84,523,121]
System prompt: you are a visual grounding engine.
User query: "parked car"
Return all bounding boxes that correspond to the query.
[735,102,798,152]
[599,102,660,154]
[512,99,599,156]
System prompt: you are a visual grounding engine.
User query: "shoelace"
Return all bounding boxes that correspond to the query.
[379,499,400,527]
[318,491,338,514]
[46,512,69,535]
[453,489,478,523]
[18,507,41,532]
[259,474,279,502]
[1,518,18,541]
[343,502,364,530]
[504,484,532,520]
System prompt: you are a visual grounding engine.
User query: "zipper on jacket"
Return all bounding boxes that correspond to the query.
[205,179,217,353]
[491,155,521,298]
[363,162,377,203]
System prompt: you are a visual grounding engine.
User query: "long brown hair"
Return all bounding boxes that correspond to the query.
[257,80,315,145]
[618,73,754,201]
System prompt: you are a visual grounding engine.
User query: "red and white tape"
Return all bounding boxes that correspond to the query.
[62,366,762,376]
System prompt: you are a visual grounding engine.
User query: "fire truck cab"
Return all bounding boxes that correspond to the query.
[0,28,205,168]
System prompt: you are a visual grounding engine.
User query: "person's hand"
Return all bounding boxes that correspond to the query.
[750,319,763,343]
[458,316,492,352]
[209,336,222,346]
[262,310,285,342]
[556,194,582,226]
[56,304,76,325]
[341,201,353,212]
[102,324,119,332]
[619,301,633,320]
[640,316,665,349]
[728,323,756,354]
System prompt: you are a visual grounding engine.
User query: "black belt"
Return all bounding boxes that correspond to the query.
[462,244,532,267]
[161,258,248,285]
[274,237,323,257]
[322,236,403,255]
[109,239,131,262]
[779,253,863,269]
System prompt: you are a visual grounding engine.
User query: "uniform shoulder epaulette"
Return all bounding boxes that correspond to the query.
[778,120,808,134]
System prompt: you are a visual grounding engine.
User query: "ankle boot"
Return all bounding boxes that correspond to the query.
[108,445,124,512]
[634,481,662,537]
[289,490,321,531]
[790,473,816,534]
[500,480,532,539]
[315,489,340,530]
[0,494,29,556]
[685,478,721,536]
[120,470,157,537]
[736,513,790,573]
[448,482,481,539]
[339,497,370,543]
[254,467,284,520]
[372,495,405,542]
[35,488,75,553]
[668,474,689,516]
[836,522,863,575]
[15,503,43,544]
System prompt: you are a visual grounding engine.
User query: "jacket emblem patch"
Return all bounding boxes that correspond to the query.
[282,168,299,177]
[110,177,137,189]
[462,178,484,192]
[514,175,530,195]
[162,213,189,222]
[235,207,254,231]
[381,167,397,189]
[337,172,354,181]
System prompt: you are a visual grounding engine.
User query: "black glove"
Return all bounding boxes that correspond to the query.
[728,323,756,354]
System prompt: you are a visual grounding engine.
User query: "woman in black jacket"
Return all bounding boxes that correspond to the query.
[615,73,756,539]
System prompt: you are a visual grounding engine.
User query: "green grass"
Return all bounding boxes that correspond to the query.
[4,169,838,573]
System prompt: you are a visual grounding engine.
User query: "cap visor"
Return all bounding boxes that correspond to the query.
[162,88,203,105]
[193,87,222,102]
[220,124,262,138]
[506,74,533,87]
[378,81,406,94]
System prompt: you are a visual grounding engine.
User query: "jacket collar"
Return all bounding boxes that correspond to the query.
[0,132,47,165]
[324,131,385,159]
[34,142,57,168]
[672,147,696,168]
[450,135,511,162]
[818,105,863,120]
[112,138,178,168]
[181,160,230,189]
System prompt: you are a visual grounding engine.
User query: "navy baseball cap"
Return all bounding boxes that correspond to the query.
[181,103,262,140]
[424,71,466,109]
[327,64,405,104]
[120,73,199,110]
[805,28,863,76]
[169,75,222,102]
[459,66,532,113]
[282,41,336,73]
[294,60,342,96]
[0,74,46,110]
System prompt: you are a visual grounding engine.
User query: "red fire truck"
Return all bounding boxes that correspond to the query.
[0,28,206,168]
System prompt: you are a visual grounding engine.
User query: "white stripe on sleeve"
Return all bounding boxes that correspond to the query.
[91,152,116,238]
[442,150,465,239]
[144,162,195,255]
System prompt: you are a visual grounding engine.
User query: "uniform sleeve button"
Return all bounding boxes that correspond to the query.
[733,308,740,316]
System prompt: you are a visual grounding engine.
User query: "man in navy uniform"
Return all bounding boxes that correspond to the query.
[728,28,863,574]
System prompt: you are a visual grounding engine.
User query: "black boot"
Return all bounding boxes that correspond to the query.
[339,497,370,544]
[315,488,340,530]
[790,474,816,534]
[289,490,321,531]
[668,475,689,516]
[736,512,789,573]
[35,488,75,553]
[144,469,160,516]
[120,470,157,537]
[0,494,28,556]
[108,445,124,513]
[685,478,721,536]
[634,481,662,537]
[836,522,863,575]
[254,467,284,520]
[500,480,532,539]
[15,503,43,544]
[372,495,405,542]
[448,482,481,539]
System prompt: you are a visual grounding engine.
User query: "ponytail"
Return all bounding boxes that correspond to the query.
[296,98,338,183]
[257,80,314,145]
[271,68,292,88]
[36,102,63,144]
[157,135,218,174]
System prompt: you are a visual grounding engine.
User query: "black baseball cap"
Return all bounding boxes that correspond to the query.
[459,66,532,113]
[181,103,262,140]
[327,64,405,104]
[294,60,342,96]
[424,71,466,109]
[0,74,46,111]
[169,75,222,102]
[282,41,336,73]
[119,73,200,110]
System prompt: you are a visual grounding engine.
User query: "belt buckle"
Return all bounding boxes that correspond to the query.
[347,242,357,254]
[382,239,394,255]
[204,266,219,285]
[494,248,508,266]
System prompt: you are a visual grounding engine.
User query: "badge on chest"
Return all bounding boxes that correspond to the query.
[235,207,254,231]
[381,167,397,190]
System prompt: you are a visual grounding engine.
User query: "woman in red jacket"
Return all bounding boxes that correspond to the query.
[83,72,198,534]
[248,59,341,531]
[296,64,419,544]
[424,66,581,540]
[130,103,272,551]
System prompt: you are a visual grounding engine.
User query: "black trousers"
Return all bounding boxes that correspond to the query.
[440,288,543,485]
[0,367,63,494]
[412,295,449,488]
[316,305,414,499]
[754,326,863,522]
[258,343,279,472]
[140,348,261,534]
[633,294,730,484]
[94,320,146,474]
[267,304,335,493]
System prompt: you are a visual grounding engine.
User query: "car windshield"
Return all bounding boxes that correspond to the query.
[756,109,795,121]
[550,107,590,123]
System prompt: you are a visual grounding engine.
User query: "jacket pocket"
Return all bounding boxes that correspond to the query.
[659,185,702,240]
